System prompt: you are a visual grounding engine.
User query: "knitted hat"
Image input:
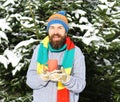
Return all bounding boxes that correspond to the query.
[47,11,68,32]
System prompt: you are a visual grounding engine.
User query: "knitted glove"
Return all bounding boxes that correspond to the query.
[49,68,70,83]
[40,65,50,81]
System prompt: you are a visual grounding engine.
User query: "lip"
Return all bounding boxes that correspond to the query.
[52,36,60,41]
[53,35,60,38]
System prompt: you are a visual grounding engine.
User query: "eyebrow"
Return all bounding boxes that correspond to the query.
[50,25,63,28]
[59,26,64,27]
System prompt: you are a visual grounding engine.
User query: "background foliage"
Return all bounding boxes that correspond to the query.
[0,0,120,102]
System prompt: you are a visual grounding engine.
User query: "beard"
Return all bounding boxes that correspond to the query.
[49,34,66,49]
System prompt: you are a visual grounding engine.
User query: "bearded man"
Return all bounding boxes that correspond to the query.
[26,11,86,102]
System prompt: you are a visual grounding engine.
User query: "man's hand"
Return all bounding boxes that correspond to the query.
[49,68,70,83]
[40,65,50,81]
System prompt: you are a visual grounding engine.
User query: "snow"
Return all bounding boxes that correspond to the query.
[0,0,119,77]
[14,38,38,50]
[19,16,41,28]
[72,9,86,18]
[3,0,15,7]
[20,17,33,21]
[10,14,22,21]
[97,4,108,10]
[0,36,38,75]
[99,0,107,4]
[20,21,34,28]
[0,31,8,42]
[102,0,116,8]
[12,63,24,76]
[112,19,120,25]
[82,35,104,46]
[0,55,8,69]
[112,39,120,43]
[79,17,89,23]
[94,22,103,27]
[69,22,93,32]
[103,58,112,66]
[4,49,21,67]
[75,0,83,4]
[0,19,12,31]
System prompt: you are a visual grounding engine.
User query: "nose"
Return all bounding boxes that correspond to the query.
[54,28,58,34]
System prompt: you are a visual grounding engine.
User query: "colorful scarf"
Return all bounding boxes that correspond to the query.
[37,36,75,102]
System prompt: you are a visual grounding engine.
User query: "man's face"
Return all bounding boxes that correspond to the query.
[48,24,67,49]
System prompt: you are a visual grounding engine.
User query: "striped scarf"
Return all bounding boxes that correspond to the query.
[37,36,75,102]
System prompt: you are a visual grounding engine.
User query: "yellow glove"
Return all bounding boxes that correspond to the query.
[49,68,70,83]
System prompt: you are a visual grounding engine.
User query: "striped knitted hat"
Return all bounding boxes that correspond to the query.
[47,11,68,32]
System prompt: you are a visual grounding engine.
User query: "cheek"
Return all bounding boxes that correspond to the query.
[48,30,53,36]
[60,32,66,37]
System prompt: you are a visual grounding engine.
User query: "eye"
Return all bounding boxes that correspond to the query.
[58,26,63,29]
[49,26,54,29]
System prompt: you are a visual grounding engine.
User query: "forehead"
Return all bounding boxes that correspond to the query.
[49,24,64,27]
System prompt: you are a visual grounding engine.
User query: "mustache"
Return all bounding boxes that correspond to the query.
[52,34,61,37]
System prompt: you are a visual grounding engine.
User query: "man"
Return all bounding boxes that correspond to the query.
[26,11,86,102]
